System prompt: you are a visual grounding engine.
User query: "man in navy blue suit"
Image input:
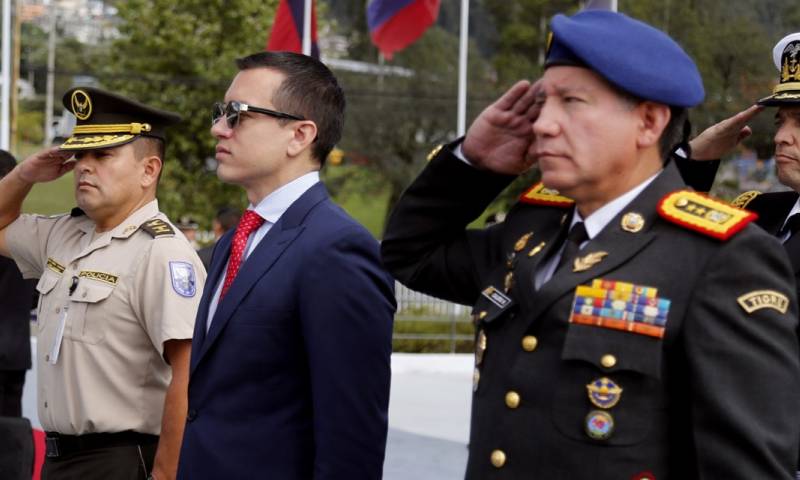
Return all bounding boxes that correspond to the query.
[177,51,396,479]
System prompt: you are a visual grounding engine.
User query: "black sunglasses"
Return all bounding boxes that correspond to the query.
[212,101,305,129]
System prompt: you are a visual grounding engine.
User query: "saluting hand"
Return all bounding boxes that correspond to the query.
[689,105,763,161]
[16,147,75,184]
[462,80,542,175]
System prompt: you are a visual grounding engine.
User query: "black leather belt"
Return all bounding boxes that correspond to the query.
[45,431,158,459]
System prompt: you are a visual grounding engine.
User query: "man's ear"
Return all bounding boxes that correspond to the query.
[287,121,318,157]
[142,155,162,188]
[636,102,671,149]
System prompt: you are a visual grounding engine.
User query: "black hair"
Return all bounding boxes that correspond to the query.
[236,51,345,166]
[0,149,16,177]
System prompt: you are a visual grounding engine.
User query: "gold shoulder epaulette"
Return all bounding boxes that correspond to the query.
[731,190,761,209]
[657,190,757,241]
[519,182,574,207]
[426,144,444,162]
[141,218,175,238]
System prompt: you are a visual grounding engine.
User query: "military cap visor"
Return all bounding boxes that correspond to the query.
[545,11,705,108]
[758,33,800,106]
[60,86,181,151]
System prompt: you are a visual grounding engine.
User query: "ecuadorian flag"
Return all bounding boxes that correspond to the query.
[367,0,441,60]
[266,0,319,58]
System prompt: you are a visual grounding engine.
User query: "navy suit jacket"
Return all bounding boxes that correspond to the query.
[178,183,396,479]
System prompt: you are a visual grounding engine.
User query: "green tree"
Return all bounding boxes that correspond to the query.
[333,26,498,228]
[20,21,106,147]
[98,0,283,226]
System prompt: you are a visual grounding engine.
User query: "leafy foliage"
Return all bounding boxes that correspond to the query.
[97,0,284,226]
[19,0,797,226]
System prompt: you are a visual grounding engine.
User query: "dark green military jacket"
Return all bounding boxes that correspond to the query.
[382,146,800,480]
[732,190,800,299]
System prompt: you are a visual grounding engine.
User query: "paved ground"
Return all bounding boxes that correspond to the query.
[23,341,474,479]
[384,354,472,479]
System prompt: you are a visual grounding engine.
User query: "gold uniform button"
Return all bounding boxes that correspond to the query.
[505,391,520,409]
[601,354,617,368]
[490,449,506,468]
[479,311,488,320]
[521,335,538,352]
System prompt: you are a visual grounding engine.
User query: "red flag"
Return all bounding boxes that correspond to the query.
[367,0,441,60]
[267,0,319,58]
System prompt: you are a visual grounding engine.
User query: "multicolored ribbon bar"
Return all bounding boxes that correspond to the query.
[570,281,671,338]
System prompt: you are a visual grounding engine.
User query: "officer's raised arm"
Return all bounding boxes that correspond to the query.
[461,79,542,175]
[0,148,73,257]
[688,104,764,160]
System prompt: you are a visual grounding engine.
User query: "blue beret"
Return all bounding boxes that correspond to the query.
[546,10,704,108]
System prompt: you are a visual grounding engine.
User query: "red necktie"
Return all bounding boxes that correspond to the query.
[220,210,265,300]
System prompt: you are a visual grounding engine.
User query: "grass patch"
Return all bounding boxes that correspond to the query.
[13,142,77,215]
[322,164,391,239]
[23,175,75,215]
[393,317,475,353]
[333,189,390,239]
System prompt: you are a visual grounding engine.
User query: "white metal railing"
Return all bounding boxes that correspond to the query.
[393,282,473,353]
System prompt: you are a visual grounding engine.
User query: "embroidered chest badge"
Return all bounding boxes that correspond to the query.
[586,377,623,409]
[169,261,196,298]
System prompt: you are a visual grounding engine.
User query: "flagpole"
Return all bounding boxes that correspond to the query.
[456,0,469,137]
[302,0,312,56]
[44,1,56,146]
[1,0,11,150]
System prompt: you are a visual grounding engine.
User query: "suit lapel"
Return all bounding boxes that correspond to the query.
[191,183,329,373]
[524,162,683,324]
[783,234,800,274]
[190,230,232,372]
[511,210,572,312]
[753,191,797,235]
[748,191,800,273]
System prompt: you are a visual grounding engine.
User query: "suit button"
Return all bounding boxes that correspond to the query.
[505,391,520,409]
[521,335,538,352]
[490,449,506,468]
[601,354,617,368]
[186,409,197,422]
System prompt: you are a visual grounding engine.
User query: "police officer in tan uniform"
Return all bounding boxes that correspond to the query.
[0,87,205,480]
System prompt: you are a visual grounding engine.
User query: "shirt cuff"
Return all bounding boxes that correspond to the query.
[451,141,476,167]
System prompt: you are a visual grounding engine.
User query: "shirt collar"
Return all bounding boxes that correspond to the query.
[780,197,800,231]
[251,172,320,224]
[571,170,661,238]
[77,199,160,236]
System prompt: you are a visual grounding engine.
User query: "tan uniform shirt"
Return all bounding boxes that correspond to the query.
[6,200,205,435]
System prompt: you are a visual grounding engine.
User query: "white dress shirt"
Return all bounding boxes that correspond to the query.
[778,198,800,243]
[206,171,320,331]
[534,171,661,289]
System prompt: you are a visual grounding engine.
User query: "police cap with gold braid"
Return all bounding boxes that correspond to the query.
[60,86,181,151]
[759,32,800,106]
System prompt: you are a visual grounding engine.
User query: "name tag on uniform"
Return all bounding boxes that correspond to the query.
[48,306,69,365]
[482,286,511,308]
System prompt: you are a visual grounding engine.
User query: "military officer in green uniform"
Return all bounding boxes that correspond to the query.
[680,32,800,298]
[0,87,205,480]
[382,10,800,480]
[672,31,800,479]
